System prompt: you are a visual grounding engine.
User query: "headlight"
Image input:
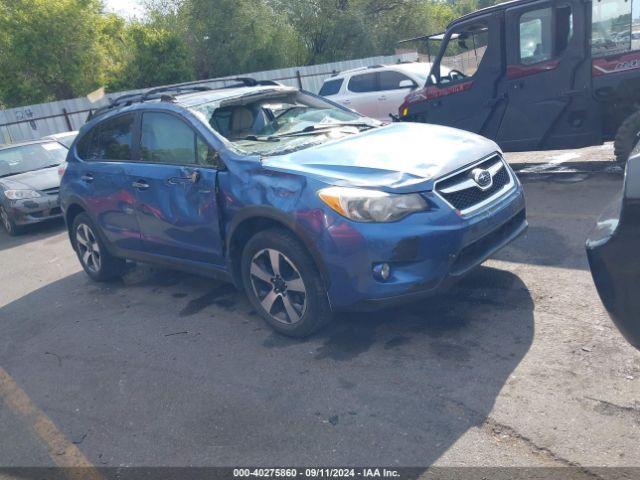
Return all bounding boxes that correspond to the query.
[318,186,428,222]
[4,189,42,200]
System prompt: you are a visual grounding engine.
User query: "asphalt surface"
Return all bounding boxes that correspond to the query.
[0,144,639,474]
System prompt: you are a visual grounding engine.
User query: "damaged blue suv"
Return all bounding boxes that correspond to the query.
[60,80,527,337]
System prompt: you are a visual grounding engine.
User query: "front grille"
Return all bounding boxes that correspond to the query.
[42,187,60,196]
[435,154,514,214]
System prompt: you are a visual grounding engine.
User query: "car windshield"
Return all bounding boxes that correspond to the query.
[189,91,380,156]
[0,142,68,178]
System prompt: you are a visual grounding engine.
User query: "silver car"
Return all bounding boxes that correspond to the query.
[0,140,67,235]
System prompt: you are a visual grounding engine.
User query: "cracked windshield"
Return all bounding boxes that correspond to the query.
[190,92,380,155]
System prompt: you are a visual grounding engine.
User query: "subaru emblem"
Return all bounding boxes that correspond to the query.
[471,168,493,190]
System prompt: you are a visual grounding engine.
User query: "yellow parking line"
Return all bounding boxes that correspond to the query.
[0,367,102,480]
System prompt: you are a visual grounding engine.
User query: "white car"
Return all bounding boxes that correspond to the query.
[42,131,78,149]
[318,62,448,122]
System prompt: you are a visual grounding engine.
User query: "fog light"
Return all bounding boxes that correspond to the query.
[373,263,391,281]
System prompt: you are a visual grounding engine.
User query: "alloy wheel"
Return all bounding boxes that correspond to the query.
[249,248,307,325]
[76,223,101,273]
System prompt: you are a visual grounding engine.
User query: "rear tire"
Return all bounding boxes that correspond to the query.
[614,110,640,163]
[72,212,125,282]
[0,206,21,236]
[241,228,332,338]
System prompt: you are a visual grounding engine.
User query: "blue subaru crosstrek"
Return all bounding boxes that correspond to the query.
[60,80,527,337]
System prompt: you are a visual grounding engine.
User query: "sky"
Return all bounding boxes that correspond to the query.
[103,0,146,18]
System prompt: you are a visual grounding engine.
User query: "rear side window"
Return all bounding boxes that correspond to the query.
[78,114,134,161]
[378,71,416,90]
[319,78,343,96]
[141,112,197,165]
[518,6,573,65]
[592,0,639,56]
[348,73,378,93]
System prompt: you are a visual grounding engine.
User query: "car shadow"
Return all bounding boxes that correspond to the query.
[493,170,623,271]
[0,218,66,252]
[0,263,533,467]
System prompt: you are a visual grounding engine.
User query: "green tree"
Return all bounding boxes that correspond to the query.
[112,22,194,90]
[156,0,304,79]
[0,0,125,107]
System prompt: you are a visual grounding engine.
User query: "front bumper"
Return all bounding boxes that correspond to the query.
[7,195,62,225]
[322,184,527,310]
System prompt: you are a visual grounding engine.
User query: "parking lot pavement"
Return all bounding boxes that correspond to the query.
[0,147,639,473]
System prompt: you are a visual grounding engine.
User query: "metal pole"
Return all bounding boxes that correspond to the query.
[296,70,303,89]
[62,108,73,131]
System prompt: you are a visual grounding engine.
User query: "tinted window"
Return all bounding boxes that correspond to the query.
[319,79,343,96]
[348,73,378,93]
[96,115,134,161]
[378,71,415,90]
[141,112,197,165]
[592,0,638,56]
[519,8,553,64]
[79,114,134,161]
[0,143,67,178]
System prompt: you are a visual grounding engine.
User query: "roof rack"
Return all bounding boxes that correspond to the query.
[88,77,282,120]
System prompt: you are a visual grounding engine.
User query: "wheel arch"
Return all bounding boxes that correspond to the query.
[226,207,330,291]
[64,200,88,250]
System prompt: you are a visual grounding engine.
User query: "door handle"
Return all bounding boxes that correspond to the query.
[342,100,351,105]
[378,96,387,101]
[81,173,94,182]
[169,170,201,185]
[132,180,150,190]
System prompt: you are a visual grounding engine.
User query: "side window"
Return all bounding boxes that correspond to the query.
[79,114,134,161]
[592,0,636,56]
[518,6,572,65]
[378,71,416,91]
[439,23,489,83]
[519,8,553,64]
[319,78,344,96]
[196,136,221,168]
[76,131,94,161]
[141,112,197,165]
[348,73,378,93]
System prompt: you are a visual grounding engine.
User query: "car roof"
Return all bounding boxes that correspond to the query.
[328,62,431,80]
[0,139,55,151]
[175,85,297,107]
[45,131,78,139]
[89,84,299,122]
[450,0,539,27]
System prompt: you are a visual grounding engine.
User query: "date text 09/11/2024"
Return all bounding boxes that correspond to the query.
[232,468,402,478]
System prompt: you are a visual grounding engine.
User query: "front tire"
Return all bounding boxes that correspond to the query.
[72,213,125,282]
[614,110,640,163]
[241,229,332,338]
[0,206,21,236]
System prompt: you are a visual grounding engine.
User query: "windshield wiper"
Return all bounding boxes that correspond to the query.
[239,135,281,143]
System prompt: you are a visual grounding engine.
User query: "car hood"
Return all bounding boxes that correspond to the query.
[0,166,60,192]
[263,123,500,193]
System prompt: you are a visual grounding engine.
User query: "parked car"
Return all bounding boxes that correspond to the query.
[0,140,67,235]
[319,62,449,122]
[42,131,78,149]
[587,140,640,350]
[60,80,527,337]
